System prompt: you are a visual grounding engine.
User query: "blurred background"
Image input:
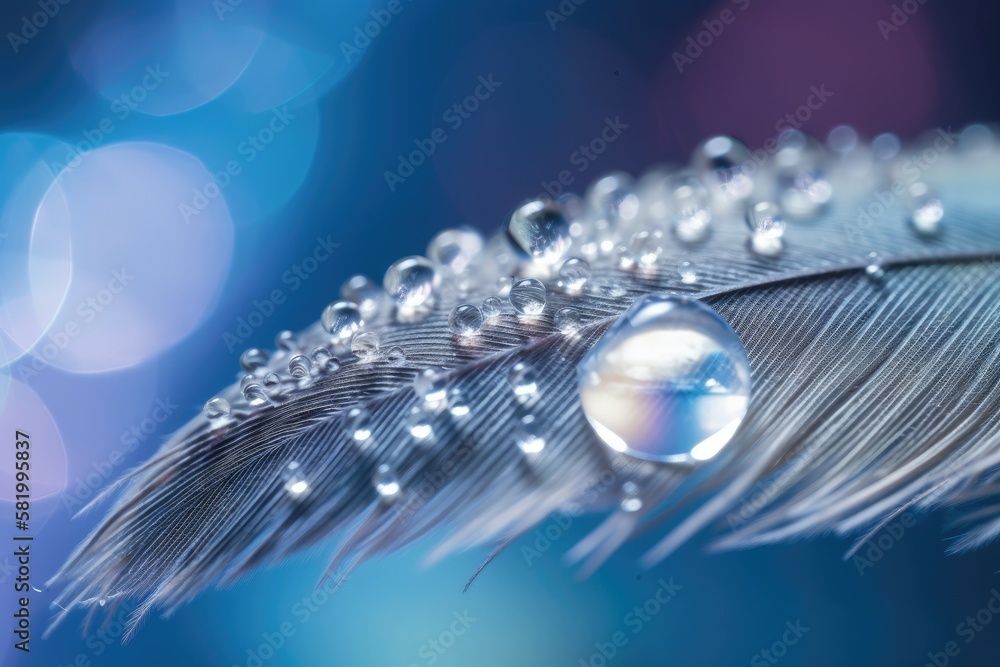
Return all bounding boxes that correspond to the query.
[1,0,999,664]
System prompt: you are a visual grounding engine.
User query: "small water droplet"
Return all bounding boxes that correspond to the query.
[386,346,407,365]
[351,331,381,360]
[667,172,712,243]
[98,598,107,607]
[508,362,539,402]
[263,372,281,387]
[745,201,786,239]
[620,481,643,512]
[578,295,751,463]
[242,383,269,408]
[505,199,572,266]
[240,374,257,390]
[447,389,470,417]
[341,275,385,319]
[555,307,583,334]
[275,330,296,351]
[515,420,546,455]
[615,244,637,271]
[283,461,309,497]
[240,348,269,372]
[481,296,503,319]
[678,260,698,284]
[204,397,231,419]
[414,367,448,404]
[905,182,944,236]
[322,301,363,342]
[693,136,754,203]
[347,407,372,442]
[449,304,484,336]
[630,230,664,267]
[310,346,340,373]
[427,228,484,274]
[558,257,591,294]
[288,355,312,379]
[587,172,640,224]
[509,278,546,315]
[407,406,434,441]
[384,256,439,309]
[864,252,885,281]
[373,463,400,498]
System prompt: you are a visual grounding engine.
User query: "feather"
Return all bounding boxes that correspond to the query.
[49,131,1000,637]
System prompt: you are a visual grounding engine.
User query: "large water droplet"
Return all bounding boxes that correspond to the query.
[427,228,484,274]
[509,278,546,315]
[693,136,754,203]
[905,182,944,236]
[373,463,400,499]
[242,383,269,408]
[558,257,591,294]
[505,199,572,266]
[449,304,484,336]
[288,354,312,379]
[746,201,786,256]
[577,295,751,463]
[240,348,269,372]
[204,397,231,419]
[481,296,503,319]
[351,331,381,360]
[322,301,363,342]
[384,256,439,309]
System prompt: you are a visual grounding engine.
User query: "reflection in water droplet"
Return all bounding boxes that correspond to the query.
[693,136,754,203]
[384,256,439,309]
[284,461,309,497]
[414,367,448,404]
[505,199,572,266]
[905,182,944,236]
[204,397,231,419]
[508,362,538,402]
[373,463,400,498]
[509,278,546,315]
[555,307,583,334]
[620,481,643,512]
[577,295,751,463]
[558,257,591,294]
[481,296,503,319]
[321,301,363,342]
[351,331,381,360]
[864,252,885,281]
[288,355,312,379]
[240,348,269,371]
[449,304,484,336]
[242,383,269,408]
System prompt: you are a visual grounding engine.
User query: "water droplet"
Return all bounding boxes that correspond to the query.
[864,252,885,281]
[481,296,503,319]
[630,230,664,267]
[693,136,754,203]
[515,419,545,455]
[98,598,107,607]
[745,201,786,239]
[509,278,546,315]
[446,389,470,417]
[505,199,572,266]
[620,481,643,512]
[275,330,296,351]
[407,406,434,441]
[347,407,372,442]
[577,295,751,463]
[587,172,640,224]
[373,463,400,498]
[340,275,385,319]
[204,397,231,419]
[555,307,583,334]
[386,346,407,365]
[240,374,257,390]
[240,348,269,372]
[242,383,269,408]
[284,461,309,497]
[615,245,637,271]
[262,372,281,387]
[288,355,312,379]
[905,182,944,236]
[508,362,539,402]
[678,261,698,285]
[449,304,484,336]
[321,301,363,342]
[774,131,832,218]
[667,172,712,243]
[383,256,439,309]
[414,367,448,404]
[310,346,340,373]
[351,331,381,360]
[427,228,484,274]
[558,257,591,294]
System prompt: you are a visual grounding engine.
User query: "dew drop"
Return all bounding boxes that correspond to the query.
[351,331,381,361]
[449,304,484,336]
[347,407,372,442]
[239,374,257,390]
[577,294,751,463]
[905,182,944,236]
[509,278,546,315]
[288,355,312,379]
[481,296,503,319]
[414,367,448,404]
[587,172,640,224]
[678,260,698,285]
[447,389,470,417]
[407,406,434,441]
[558,257,591,294]
[263,372,281,387]
[555,307,583,334]
[515,419,546,455]
[864,252,885,281]
[427,228,484,274]
[386,346,407,365]
[384,256,439,309]
[240,348,269,372]
[310,346,340,373]
[620,481,643,512]
[275,330,296,351]
[373,463,400,499]
[242,383,269,408]
[745,201,786,239]
[204,397,231,419]
[98,598,107,607]
[340,275,385,319]
[508,362,539,402]
[321,301,363,342]
[693,136,755,203]
[283,461,309,497]
[505,199,572,266]
[630,230,664,267]
[667,172,712,243]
